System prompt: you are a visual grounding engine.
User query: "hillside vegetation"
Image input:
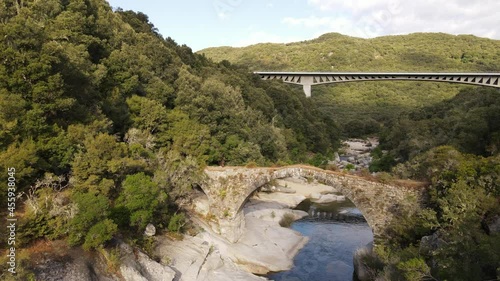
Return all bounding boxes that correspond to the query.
[0,1,340,279]
[202,32,500,72]
[1,1,499,280]
[201,33,500,137]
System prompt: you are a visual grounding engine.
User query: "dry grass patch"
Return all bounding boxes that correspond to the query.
[279,213,296,228]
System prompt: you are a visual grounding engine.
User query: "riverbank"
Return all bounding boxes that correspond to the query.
[154,176,345,281]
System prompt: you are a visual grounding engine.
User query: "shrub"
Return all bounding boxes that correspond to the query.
[99,247,121,274]
[279,213,296,227]
[245,161,258,168]
[325,164,338,171]
[397,257,433,281]
[0,249,36,281]
[168,213,185,233]
[376,172,393,184]
[345,164,356,171]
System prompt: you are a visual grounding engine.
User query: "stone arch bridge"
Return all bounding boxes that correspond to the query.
[200,165,423,243]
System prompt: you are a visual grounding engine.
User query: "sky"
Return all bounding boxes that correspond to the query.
[106,0,500,52]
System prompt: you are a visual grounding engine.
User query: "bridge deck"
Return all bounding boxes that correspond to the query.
[255,71,500,76]
[255,71,500,97]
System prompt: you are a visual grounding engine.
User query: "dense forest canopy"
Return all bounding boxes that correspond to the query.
[0,0,341,194]
[0,0,340,278]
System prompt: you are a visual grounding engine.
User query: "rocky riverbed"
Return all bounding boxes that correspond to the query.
[332,138,379,170]
[152,176,347,281]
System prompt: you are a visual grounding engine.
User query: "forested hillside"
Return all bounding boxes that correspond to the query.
[0,1,340,278]
[381,88,500,160]
[202,28,500,281]
[201,33,500,137]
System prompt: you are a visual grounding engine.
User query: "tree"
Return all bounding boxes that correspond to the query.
[83,219,118,250]
[68,192,110,246]
[154,150,205,200]
[0,139,40,193]
[0,90,26,148]
[166,109,212,159]
[71,133,145,195]
[116,9,159,35]
[126,95,169,134]
[115,172,167,230]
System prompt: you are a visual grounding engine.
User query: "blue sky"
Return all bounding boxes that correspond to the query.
[107,0,500,51]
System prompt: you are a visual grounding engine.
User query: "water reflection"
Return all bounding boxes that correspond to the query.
[268,199,373,281]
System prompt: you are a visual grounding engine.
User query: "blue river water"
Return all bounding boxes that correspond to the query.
[267,199,373,281]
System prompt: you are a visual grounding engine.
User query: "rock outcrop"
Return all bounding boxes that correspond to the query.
[32,256,110,281]
[155,233,268,281]
[486,215,500,234]
[119,243,176,281]
[31,243,116,281]
[353,246,374,281]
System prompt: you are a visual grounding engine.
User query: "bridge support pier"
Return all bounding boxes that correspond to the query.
[301,76,313,97]
[212,213,245,243]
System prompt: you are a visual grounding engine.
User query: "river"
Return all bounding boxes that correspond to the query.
[267,199,373,281]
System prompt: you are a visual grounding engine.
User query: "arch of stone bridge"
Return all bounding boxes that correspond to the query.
[202,166,421,241]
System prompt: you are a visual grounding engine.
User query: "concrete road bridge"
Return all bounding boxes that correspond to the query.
[200,165,423,243]
[255,72,500,97]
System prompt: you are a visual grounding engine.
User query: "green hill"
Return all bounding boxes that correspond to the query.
[200,33,500,136]
[201,32,500,72]
[0,0,340,273]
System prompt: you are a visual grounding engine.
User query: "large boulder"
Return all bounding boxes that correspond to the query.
[310,192,322,200]
[334,152,341,162]
[144,224,156,237]
[275,185,296,194]
[419,232,444,255]
[154,234,266,281]
[227,216,308,275]
[313,194,346,204]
